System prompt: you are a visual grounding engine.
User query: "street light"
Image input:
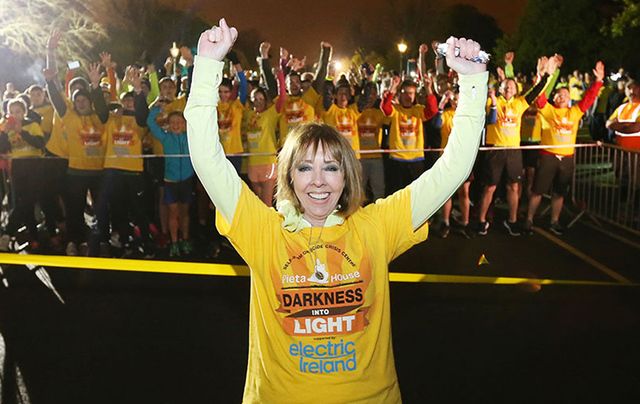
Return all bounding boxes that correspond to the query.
[397,41,408,74]
[170,41,180,79]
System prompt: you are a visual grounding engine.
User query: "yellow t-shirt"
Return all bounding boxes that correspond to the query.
[218,98,244,155]
[103,113,146,172]
[1,120,44,158]
[166,96,187,114]
[302,87,321,114]
[485,96,529,147]
[520,104,540,143]
[569,76,584,102]
[538,103,585,156]
[34,104,54,136]
[216,183,428,404]
[243,105,280,166]
[63,111,105,171]
[323,104,360,155]
[440,108,455,148]
[387,104,425,161]
[277,96,316,147]
[46,98,73,158]
[355,107,387,159]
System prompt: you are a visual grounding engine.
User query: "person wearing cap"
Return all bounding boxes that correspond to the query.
[44,59,108,256]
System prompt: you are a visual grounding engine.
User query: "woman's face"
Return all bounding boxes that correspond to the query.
[252,91,266,112]
[219,85,232,103]
[292,142,345,227]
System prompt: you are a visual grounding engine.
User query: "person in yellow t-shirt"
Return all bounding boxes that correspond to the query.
[96,82,153,257]
[243,74,284,206]
[381,76,439,194]
[322,79,361,156]
[0,99,45,244]
[606,79,640,151]
[186,21,487,404]
[355,82,387,201]
[217,78,245,171]
[525,61,605,236]
[477,56,555,236]
[44,62,109,256]
[258,42,321,147]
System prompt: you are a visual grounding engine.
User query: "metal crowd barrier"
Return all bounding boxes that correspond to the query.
[572,144,640,234]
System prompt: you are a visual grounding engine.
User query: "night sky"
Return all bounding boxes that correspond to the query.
[163,0,527,62]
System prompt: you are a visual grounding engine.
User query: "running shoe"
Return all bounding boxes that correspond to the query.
[438,223,450,239]
[502,220,521,236]
[169,242,181,258]
[549,221,564,236]
[522,220,534,236]
[477,221,490,236]
[179,239,193,256]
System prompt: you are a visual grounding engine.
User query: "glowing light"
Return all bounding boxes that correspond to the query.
[170,42,180,58]
[397,42,408,54]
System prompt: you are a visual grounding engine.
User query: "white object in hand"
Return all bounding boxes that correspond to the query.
[436,42,490,64]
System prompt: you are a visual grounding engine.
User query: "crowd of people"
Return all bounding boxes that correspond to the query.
[0,30,638,259]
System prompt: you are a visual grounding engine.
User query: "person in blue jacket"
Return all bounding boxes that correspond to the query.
[147,107,195,257]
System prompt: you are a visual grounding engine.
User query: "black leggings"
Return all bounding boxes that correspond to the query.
[97,169,149,244]
[65,172,102,244]
[7,159,42,238]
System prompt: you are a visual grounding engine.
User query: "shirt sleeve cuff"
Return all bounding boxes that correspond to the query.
[456,71,489,116]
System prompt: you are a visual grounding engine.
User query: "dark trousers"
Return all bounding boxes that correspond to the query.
[97,169,149,244]
[7,159,42,238]
[386,158,425,195]
[65,172,102,244]
[40,155,67,233]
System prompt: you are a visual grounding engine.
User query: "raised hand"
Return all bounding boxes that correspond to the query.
[553,54,564,67]
[100,52,115,69]
[47,29,62,50]
[259,42,271,59]
[87,63,102,88]
[444,37,486,75]
[280,47,289,61]
[488,87,497,104]
[496,66,506,82]
[536,56,549,76]
[197,18,238,62]
[545,55,559,76]
[389,75,401,94]
[130,67,142,91]
[593,60,605,82]
[419,43,429,54]
[504,51,515,65]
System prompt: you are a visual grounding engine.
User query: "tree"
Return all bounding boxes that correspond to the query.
[0,0,107,63]
[495,0,640,76]
[610,0,640,37]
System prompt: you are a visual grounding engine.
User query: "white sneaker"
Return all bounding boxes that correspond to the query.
[66,241,78,256]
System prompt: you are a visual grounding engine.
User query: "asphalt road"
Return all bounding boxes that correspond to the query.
[0,212,638,403]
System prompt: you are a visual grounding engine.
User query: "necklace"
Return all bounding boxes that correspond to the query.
[308,225,328,283]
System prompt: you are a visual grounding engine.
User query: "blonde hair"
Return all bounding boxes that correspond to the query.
[276,123,364,218]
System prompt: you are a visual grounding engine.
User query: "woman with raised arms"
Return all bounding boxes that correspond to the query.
[186,18,488,404]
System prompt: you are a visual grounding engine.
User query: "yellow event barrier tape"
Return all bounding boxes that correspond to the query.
[0,253,635,287]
